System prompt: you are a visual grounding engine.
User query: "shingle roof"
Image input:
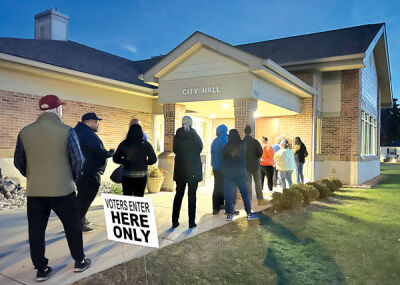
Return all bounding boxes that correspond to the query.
[0,23,384,87]
[0,38,160,89]
[235,23,384,64]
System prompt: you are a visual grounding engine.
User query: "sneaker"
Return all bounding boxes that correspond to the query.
[36,266,52,282]
[247,213,259,221]
[172,222,179,228]
[82,224,95,233]
[189,223,197,229]
[225,210,240,215]
[258,199,269,206]
[226,214,233,222]
[74,258,91,272]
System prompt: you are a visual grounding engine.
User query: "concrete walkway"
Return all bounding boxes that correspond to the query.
[0,181,272,285]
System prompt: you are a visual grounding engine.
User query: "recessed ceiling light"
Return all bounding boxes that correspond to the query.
[210,114,216,118]
[222,103,229,109]
[253,111,260,118]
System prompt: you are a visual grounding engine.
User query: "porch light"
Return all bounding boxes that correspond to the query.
[253,111,260,118]
[222,103,229,109]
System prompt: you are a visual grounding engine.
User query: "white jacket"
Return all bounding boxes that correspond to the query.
[274,149,295,171]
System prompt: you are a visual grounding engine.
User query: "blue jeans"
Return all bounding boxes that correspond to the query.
[295,163,304,184]
[224,175,252,215]
[279,170,293,189]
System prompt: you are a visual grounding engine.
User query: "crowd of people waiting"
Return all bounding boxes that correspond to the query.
[12,94,308,282]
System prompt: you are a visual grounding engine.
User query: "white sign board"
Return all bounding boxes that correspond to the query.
[102,194,159,248]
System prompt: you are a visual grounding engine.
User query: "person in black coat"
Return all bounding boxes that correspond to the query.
[243,125,267,205]
[113,124,157,197]
[74,112,114,232]
[293,136,308,184]
[172,116,203,229]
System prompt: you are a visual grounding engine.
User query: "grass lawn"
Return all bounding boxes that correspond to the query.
[77,164,400,285]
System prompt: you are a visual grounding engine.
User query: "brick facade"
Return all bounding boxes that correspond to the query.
[0,89,154,155]
[320,70,361,161]
[162,103,186,152]
[234,98,257,138]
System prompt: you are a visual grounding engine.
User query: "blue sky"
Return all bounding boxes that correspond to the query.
[0,0,399,99]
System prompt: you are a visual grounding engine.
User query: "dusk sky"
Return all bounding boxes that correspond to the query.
[0,0,399,99]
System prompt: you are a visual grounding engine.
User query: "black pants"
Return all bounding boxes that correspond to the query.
[27,192,84,271]
[260,165,274,191]
[212,170,224,211]
[172,180,198,226]
[76,173,100,225]
[122,176,147,197]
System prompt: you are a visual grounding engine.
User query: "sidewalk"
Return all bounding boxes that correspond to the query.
[0,180,273,285]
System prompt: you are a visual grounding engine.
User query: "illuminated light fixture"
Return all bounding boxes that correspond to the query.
[210,114,216,118]
[253,111,260,118]
[222,103,229,109]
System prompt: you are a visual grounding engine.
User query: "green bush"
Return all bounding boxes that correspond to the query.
[307,181,331,199]
[327,177,343,189]
[271,188,304,210]
[321,178,339,192]
[271,192,285,209]
[111,185,123,195]
[290,184,320,204]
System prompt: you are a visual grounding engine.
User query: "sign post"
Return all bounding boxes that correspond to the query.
[101,193,159,248]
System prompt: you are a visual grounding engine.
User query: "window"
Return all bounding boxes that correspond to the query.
[361,111,377,155]
[316,117,322,154]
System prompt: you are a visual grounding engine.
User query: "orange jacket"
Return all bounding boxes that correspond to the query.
[260,145,275,166]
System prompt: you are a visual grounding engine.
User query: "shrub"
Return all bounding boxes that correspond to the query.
[307,181,331,199]
[321,178,338,192]
[271,192,285,209]
[271,188,304,210]
[111,185,123,195]
[327,177,343,189]
[290,184,319,204]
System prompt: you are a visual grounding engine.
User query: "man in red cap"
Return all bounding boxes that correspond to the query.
[14,94,91,282]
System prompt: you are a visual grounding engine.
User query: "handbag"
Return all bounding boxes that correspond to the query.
[110,165,123,183]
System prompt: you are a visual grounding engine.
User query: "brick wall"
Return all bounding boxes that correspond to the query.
[163,103,186,152]
[279,98,314,160]
[0,89,154,155]
[234,98,257,138]
[320,70,361,161]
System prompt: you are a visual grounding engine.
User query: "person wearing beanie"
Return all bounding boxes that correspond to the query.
[243,125,268,206]
[172,116,203,229]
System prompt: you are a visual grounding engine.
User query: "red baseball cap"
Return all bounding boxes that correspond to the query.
[39,95,66,110]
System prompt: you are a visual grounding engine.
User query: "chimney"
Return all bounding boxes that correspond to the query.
[34,9,70,40]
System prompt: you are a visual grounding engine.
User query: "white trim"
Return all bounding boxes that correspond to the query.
[0,52,157,98]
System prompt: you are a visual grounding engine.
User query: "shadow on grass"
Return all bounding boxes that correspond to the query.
[258,213,345,285]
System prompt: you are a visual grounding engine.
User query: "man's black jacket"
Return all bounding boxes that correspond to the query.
[74,122,112,175]
[243,135,263,172]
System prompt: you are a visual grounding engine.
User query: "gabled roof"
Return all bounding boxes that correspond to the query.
[0,37,160,89]
[235,23,384,65]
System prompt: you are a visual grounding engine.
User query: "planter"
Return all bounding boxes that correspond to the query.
[147,176,165,193]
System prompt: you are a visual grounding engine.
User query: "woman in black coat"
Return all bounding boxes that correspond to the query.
[293,136,308,184]
[172,116,203,229]
[113,124,157,197]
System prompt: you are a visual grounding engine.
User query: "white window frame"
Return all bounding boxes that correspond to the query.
[361,110,377,155]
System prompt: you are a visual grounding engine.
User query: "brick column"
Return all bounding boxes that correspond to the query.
[234,99,257,138]
[159,103,186,191]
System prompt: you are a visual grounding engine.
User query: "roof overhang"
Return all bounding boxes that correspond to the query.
[0,52,157,98]
[142,31,317,98]
[281,25,393,108]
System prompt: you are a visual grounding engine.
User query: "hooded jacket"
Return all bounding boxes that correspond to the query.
[274,148,295,171]
[173,127,203,182]
[211,124,228,171]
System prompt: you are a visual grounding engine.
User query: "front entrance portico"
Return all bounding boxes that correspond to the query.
[143,31,316,191]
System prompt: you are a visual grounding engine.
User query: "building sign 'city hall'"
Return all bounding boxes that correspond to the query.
[182,85,221,95]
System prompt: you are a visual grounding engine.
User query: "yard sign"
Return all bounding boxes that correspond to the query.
[102,193,159,248]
